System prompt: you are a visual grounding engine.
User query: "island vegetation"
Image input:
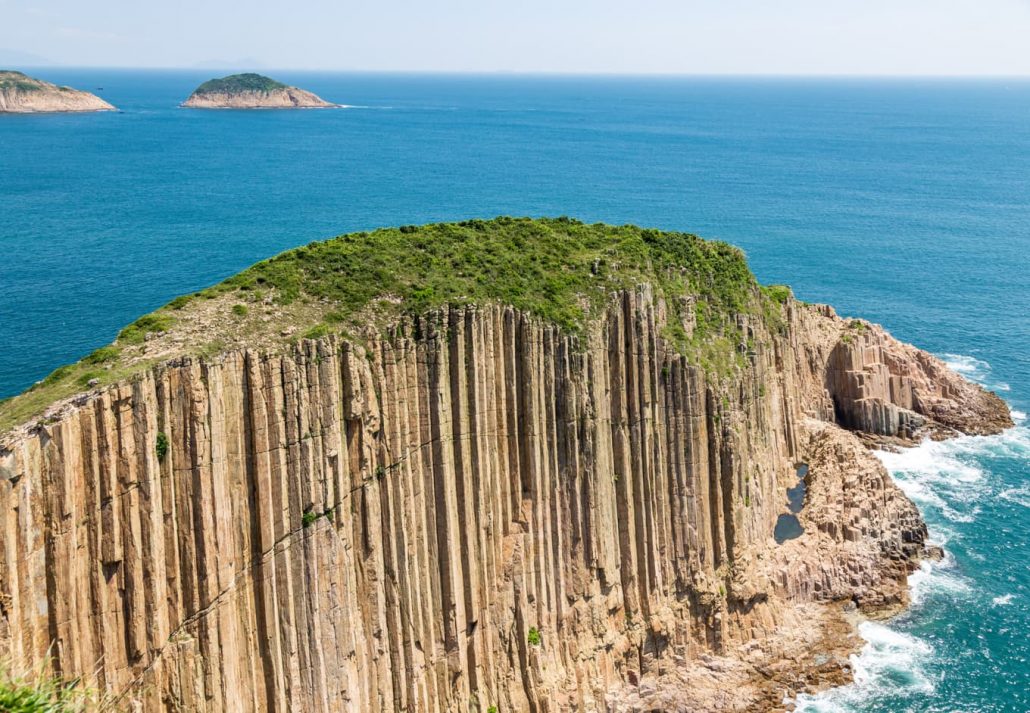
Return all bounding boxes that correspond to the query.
[0,217,792,432]
[0,70,47,92]
[181,73,335,108]
[191,72,288,95]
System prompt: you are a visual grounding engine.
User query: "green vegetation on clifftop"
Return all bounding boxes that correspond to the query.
[208,216,757,334]
[192,73,288,95]
[0,217,790,434]
[0,70,45,92]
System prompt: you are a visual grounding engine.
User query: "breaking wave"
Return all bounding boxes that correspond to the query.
[793,621,936,712]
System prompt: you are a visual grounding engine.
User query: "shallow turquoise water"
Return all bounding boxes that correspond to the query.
[2,70,1028,711]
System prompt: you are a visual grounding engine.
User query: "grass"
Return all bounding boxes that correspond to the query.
[761,284,792,304]
[0,71,44,92]
[117,314,175,346]
[192,73,288,95]
[211,216,765,346]
[0,660,101,712]
[0,217,794,435]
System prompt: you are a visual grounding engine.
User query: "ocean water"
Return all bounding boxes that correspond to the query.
[1,70,1028,711]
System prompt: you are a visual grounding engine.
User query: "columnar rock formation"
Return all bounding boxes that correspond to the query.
[0,289,1010,711]
[0,70,115,113]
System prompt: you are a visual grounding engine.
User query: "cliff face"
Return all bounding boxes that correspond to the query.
[0,71,115,114]
[182,87,335,109]
[0,290,1009,712]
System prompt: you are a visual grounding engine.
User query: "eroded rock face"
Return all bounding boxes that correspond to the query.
[0,292,1010,711]
[181,87,336,109]
[0,70,115,113]
[800,306,1009,440]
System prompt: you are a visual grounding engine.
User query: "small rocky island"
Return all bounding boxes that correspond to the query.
[0,70,115,113]
[181,72,336,109]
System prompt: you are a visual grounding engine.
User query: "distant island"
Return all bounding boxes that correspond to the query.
[181,73,336,109]
[0,70,115,113]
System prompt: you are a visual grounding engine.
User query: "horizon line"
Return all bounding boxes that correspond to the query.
[7,64,1030,80]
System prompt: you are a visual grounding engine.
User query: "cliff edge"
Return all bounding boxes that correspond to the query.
[0,70,115,113]
[181,73,337,109]
[0,218,1011,711]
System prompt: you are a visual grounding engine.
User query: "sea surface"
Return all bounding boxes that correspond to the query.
[2,70,1028,711]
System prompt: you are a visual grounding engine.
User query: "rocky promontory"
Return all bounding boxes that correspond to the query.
[181,72,336,109]
[0,219,1011,711]
[0,70,115,113]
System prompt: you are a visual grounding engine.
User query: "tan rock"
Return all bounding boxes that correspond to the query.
[0,70,115,113]
[0,291,1009,711]
[181,73,336,109]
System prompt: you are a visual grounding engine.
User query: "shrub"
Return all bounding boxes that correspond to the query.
[77,372,103,388]
[155,432,169,462]
[302,510,319,528]
[303,324,332,340]
[167,295,192,310]
[42,365,73,386]
[83,346,119,365]
[527,627,541,646]
[118,314,175,345]
[762,284,792,304]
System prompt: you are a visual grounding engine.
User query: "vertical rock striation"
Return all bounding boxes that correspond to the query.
[0,291,1010,711]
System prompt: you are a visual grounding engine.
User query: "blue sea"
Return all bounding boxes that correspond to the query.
[2,70,1028,712]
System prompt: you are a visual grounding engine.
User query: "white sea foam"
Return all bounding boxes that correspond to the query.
[941,351,1012,393]
[796,353,1027,711]
[941,352,990,377]
[873,420,1030,524]
[907,553,970,608]
[874,439,985,524]
[794,622,935,712]
[998,483,1030,508]
[796,353,1025,712]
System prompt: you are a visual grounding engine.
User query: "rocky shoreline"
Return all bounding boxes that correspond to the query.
[181,73,336,109]
[0,221,1011,712]
[0,70,115,113]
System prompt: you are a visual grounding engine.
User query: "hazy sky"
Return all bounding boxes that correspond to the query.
[6,0,1030,75]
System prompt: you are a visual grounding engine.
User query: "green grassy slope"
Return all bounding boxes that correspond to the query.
[0,217,791,433]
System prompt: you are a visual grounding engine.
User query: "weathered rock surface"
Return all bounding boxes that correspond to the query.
[182,87,336,109]
[182,73,336,109]
[0,292,1010,711]
[794,306,1009,440]
[0,70,115,113]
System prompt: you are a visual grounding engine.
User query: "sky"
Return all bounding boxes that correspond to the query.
[5,0,1030,75]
